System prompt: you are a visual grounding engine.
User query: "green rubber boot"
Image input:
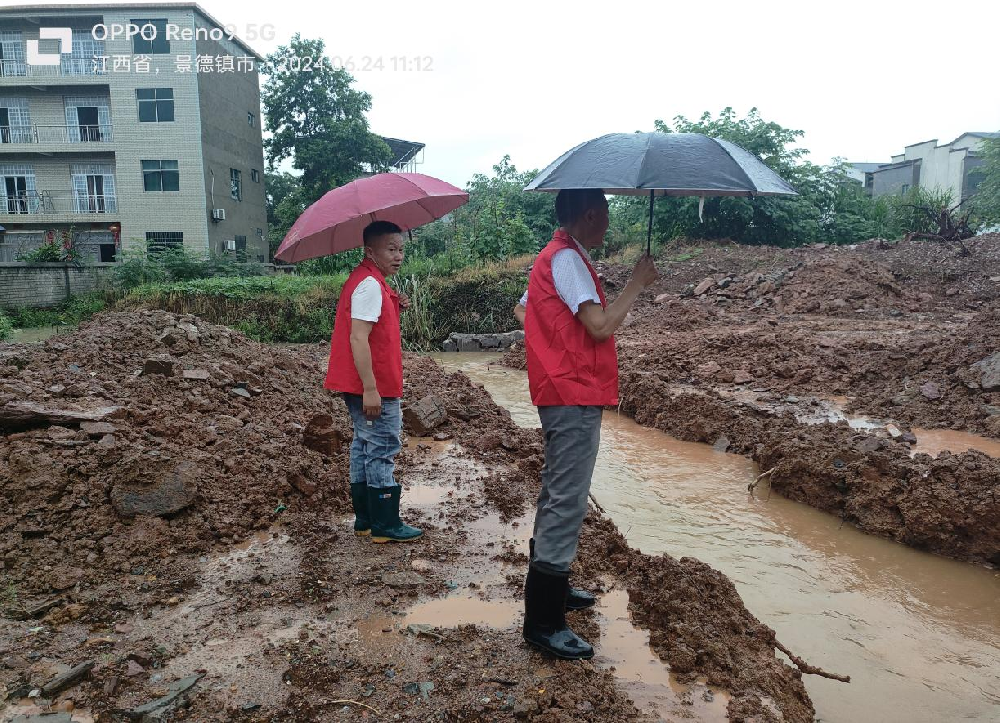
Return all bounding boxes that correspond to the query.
[350,483,371,536]
[368,486,423,543]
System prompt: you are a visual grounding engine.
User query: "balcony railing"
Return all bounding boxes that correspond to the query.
[0,58,107,78]
[1,191,118,215]
[0,124,114,144]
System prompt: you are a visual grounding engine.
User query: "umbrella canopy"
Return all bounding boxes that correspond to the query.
[274,173,468,263]
[525,132,798,197]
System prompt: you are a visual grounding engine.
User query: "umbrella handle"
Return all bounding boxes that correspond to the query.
[646,189,654,256]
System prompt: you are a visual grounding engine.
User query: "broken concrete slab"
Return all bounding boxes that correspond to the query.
[403,395,448,436]
[181,369,210,381]
[110,462,198,517]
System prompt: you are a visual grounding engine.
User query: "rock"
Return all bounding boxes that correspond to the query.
[653,293,671,304]
[885,424,903,439]
[382,571,426,589]
[230,387,252,399]
[514,699,540,718]
[920,382,942,400]
[176,321,200,342]
[103,676,119,696]
[717,277,733,289]
[126,660,145,677]
[901,432,918,445]
[972,353,1000,392]
[111,461,199,517]
[46,384,66,396]
[80,421,116,437]
[47,425,77,440]
[694,277,716,295]
[182,369,210,381]
[441,339,458,352]
[732,370,753,384]
[0,402,121,432]
[288,470,318,497]
[403,395,448,436]
[712,435,730,452]
[302,414,342,456]
[124,673,204,719]
[11,715,73,723]
[983,405,1000,417]
[695,361,722,377]
[40,660,94,696]
[716,370,735,384]
[432,431,452,441]
[142,356,176,377]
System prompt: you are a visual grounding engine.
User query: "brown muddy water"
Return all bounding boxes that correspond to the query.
[429,352,1000,723]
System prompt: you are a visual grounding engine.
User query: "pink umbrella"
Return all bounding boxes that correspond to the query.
[273,173,469,263]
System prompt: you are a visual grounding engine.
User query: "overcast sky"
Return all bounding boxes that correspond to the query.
[6,0,999,186]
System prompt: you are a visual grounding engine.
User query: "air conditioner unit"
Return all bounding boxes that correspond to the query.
[223,239,236,251]
[211,208,226,221]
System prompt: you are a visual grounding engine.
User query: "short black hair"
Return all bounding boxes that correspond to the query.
[555,189,607,226]
[363,220,402,246]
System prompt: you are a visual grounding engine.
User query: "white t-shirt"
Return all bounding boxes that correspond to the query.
[350,276,383,322]
[519,237,600,314]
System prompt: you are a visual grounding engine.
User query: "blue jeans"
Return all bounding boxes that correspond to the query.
[344,393,402,489]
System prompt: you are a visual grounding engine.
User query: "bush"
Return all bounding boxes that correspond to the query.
[5,293,107,329]
[113,246,268,290]
[0,311,13,341]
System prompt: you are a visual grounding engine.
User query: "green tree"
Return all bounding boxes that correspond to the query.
[624,108,881,247]
[261,35,392,204]
[265,171,306,256]
[452,155,556,260]
[971,134,1000,224]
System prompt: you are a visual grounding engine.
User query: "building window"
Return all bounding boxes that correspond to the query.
[901,184,910,196]
[137,88,174,122]
[248,112,255,127]
[142,160,179,192]
[146,231,183,255]
[131,19,170,54]
[251,169,260,183]
[230,168,242,201]
[234,235,247,253]
[256,227,263,237]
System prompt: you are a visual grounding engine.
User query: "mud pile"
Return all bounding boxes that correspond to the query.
[0,310,355,601]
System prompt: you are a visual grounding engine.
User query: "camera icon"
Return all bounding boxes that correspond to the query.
[26,27,72,66]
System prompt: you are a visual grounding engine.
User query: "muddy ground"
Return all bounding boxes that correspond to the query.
[503,234,1000,566]
[1,311,833,722]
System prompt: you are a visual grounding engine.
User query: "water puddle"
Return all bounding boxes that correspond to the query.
[429,353,1000,723]
[403,596,520,628]
[595,588,730,721]
[911,427,1000,458]
[8,325,64,344]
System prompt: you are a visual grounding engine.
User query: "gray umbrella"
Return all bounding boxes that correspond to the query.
[525,132,798,252]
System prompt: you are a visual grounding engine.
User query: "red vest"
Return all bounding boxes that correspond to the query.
[525,230,619,406]
[324,259,403,397]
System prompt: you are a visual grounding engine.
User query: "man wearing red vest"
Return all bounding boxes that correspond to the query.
[515,189,658,659]
[324,221,422,543]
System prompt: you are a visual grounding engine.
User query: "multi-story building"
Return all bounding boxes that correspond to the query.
[0,3,267,264]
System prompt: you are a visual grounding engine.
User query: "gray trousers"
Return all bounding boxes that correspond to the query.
[531,405,603,574]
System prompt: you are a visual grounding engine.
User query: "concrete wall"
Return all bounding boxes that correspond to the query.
[0,262,114,309]
[873,162,920,196]
[195,24,267,262]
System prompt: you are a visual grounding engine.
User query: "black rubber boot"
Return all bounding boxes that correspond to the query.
[522,565,594,660]
[368,486,423,543]
[350,483,371,536]
[529,538,596,611]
